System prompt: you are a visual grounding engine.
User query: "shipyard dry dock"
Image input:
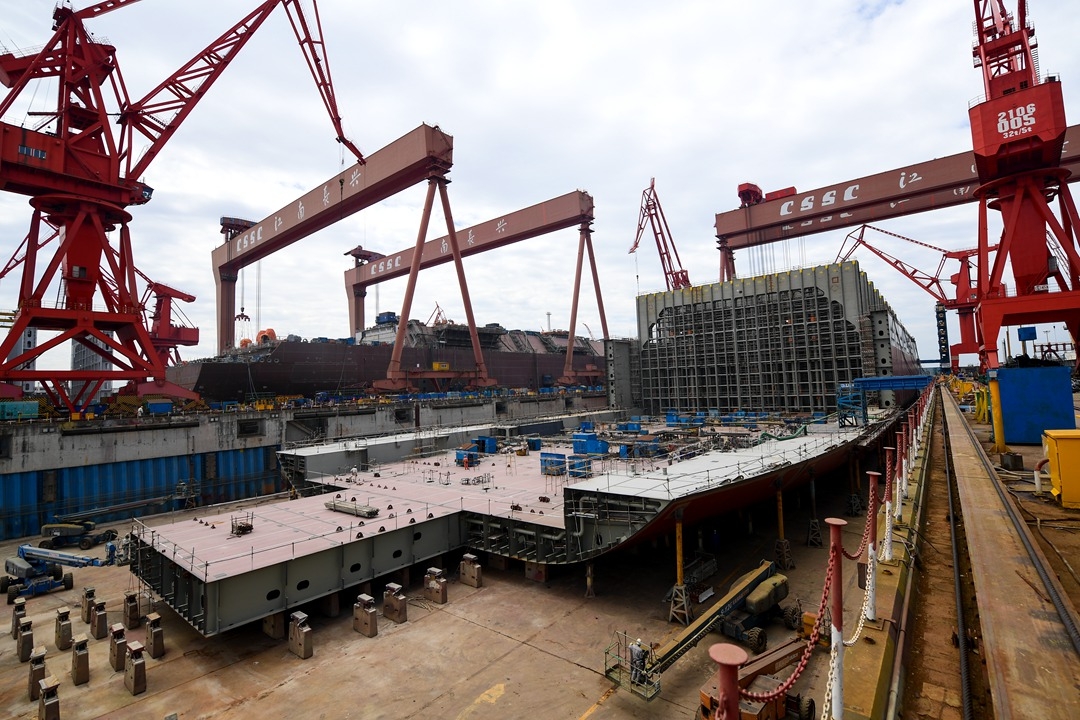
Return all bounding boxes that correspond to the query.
[3,387,1080,719]
[0,405,894,720]
[128,418,877,636]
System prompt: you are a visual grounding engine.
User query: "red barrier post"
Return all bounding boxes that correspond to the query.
[708,643,748,720]
[827,517,847,719]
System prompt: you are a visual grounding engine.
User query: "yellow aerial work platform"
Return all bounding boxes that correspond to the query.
[1043,429,1080,508]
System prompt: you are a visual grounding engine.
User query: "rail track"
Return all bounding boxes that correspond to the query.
[930,389,1080,717]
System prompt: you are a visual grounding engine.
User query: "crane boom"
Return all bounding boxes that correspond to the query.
[836,224,985,371]
[0,2,363,410]
[75,0,144,20]
[121,0,364,182]
[632,179,690,291]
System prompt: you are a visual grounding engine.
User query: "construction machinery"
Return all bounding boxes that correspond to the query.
[716,1,1079,376]
[38,521,117,551]
[697,636,817,719]
[605,561,801,701]
[2,542,119,603]
[836,224,988,372]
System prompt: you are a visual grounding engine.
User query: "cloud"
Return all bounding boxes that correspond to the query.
[1,0,1078,376]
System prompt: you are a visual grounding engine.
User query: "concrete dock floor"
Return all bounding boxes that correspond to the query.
[1,468,866,720]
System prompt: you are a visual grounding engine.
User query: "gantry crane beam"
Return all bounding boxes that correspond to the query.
[212,124,453,351]
[343,190,606,391]
[713,123,1080,251]
[345,190,595,332]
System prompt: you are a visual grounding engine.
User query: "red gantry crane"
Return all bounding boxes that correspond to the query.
[714,1,1080,373]
[630,179,691,291]
[0,0,362,412]
[344,190,606,391]
[713,0,1079,452]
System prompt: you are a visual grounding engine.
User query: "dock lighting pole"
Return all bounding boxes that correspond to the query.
[669,508,692,625]
[827,517,848,719]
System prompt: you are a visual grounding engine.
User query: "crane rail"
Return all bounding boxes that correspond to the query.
[939,391,1080,716]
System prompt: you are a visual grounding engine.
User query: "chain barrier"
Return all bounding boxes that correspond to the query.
[822,639,837,719]
[739,550,836,702]
[843,553,875,647]
[842,494,875,560]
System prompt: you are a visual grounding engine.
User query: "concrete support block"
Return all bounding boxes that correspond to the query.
[317,592,340,618]
[37,675,60,720]
[394,567,410,589]
[10,596,26,639]
[262,611,286,640]
[80,587,95,624]
[459,554,483,588]
[352,594,377,637]
[146,612,165,659]
[17,618,34,662]
[382,582,408,624]
[123,591,141,630]
[423,568,448,604]
[525,561,548,583]
[27,646,46,701]
[108,623,127,672]
[54,607,72,651]
[288,611,313,659]
[124,640,146,696]
[488,553,508,571]
[89,600,108,640]
[70,634,90,686]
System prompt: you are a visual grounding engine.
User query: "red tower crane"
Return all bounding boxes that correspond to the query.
[967,0,1080,371]
[630,179,691,291]
[0,0,362,411]
[714,0,1079,379]
[836,224,991,372]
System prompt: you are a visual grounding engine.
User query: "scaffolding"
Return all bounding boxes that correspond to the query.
[636,262,920,416]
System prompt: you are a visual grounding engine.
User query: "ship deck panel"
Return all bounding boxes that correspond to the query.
[145,420,877,582]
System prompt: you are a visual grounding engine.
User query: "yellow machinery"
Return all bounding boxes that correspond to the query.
[1043,429,1080,508]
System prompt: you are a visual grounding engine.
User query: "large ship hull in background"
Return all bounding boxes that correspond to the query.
[167,322,606,402]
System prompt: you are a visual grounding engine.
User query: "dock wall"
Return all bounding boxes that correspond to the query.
[0,394,611,541]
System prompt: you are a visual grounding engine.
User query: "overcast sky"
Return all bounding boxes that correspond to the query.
[2,0,1079,373]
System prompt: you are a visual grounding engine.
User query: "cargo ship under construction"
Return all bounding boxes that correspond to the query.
[129,407,904,636]
[165,314,608,403]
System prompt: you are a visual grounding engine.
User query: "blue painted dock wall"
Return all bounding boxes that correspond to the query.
[0,448,280,539]
[0,393,616,542]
